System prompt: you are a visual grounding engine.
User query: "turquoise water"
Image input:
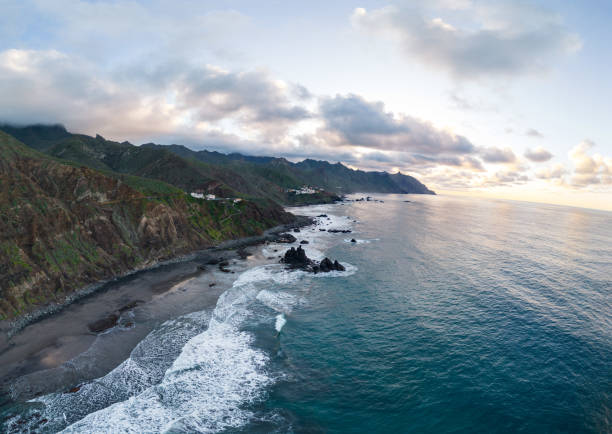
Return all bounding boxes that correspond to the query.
[2,195,611,433]
[253,196,612,433]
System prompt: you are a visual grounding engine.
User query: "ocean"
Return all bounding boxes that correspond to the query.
[2,194,611,433]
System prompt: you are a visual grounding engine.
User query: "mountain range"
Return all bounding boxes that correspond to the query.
[1,124,434,203]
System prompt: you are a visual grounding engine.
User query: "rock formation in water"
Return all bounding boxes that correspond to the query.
[281,246,345,273]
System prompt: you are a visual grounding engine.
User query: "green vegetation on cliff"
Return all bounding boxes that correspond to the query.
[0,131,293,320]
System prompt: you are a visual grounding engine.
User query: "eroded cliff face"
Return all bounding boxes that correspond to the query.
[0,133,294,319]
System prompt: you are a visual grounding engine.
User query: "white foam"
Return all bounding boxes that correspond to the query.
[257,289,298,314]
[21,206,358,433]
[27,311,211,432]
[344,238,370,244]
[62,323,270,433]
[55,262,310,432]
[275,314,287,333]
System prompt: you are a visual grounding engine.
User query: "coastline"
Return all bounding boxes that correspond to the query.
[1,215,312,339]
[0,199,360,432]
[0,215,313,398]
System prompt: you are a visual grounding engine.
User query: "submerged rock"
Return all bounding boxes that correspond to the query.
[206,257,224,265]
[275,233,297,243]
[350,238,357,243]
[88,314,119,333]
[236,249,252,260]
[118,301,141,313]
[218,260,231,273]
[300,240,309,244]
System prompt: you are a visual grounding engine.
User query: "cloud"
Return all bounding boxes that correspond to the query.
[0,1,253,63]
[568,140,612,186]
[319,94,475,155]
[176,66,312,127]
[351,1,581,79]
[0,47,486,177]
[0,49,311,144]
[479,146,516,163]
[484,170,530,186]
[535,163,566,180]
[526,128,543,138]
[524,146,553,162]
[448,90,499,112]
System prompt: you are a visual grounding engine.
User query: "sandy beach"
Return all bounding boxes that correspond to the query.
[0,218,311,402]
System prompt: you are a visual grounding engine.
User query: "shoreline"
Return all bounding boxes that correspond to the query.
[0,199,355,432]
[0,214,315,399]
[0,215,312,340]
[0,216,315,396]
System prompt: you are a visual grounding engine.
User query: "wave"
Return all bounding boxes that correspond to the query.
[275,314,287,333]
[5,207,355,433]
[344,238,375,244]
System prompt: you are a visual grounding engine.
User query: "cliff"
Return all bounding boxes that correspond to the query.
[0,132,294,320]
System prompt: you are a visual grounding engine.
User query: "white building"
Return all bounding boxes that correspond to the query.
[288,186,319,195]
[190,193,216,200]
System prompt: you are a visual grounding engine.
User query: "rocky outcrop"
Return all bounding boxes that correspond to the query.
[314,258,345,273]
[280,246,345,273]
[281,246,313,268]
[275,233,297,243]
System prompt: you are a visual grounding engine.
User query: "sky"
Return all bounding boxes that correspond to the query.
[1,0,611,211]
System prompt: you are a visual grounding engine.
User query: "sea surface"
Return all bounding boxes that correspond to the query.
[2,194,611,433]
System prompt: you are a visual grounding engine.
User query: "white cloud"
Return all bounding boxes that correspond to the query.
[535,163,566,180]
[319,94,475,155]
[568,140,612,186]
[526,128,544,138]
[351,1,581,79]
[479,146,516,163]
[0,48,311,144]
[1,1,252,63]
[524,146,553,162]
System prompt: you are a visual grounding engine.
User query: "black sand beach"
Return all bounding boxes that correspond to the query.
[0,218,311,402]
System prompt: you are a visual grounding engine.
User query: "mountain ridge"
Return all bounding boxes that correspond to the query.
[1,124,435,199]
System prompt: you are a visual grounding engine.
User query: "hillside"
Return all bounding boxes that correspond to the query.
[147,143,436,195]
[1,125,435,202]
[0,131,293,320]
[1,125,291,203]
